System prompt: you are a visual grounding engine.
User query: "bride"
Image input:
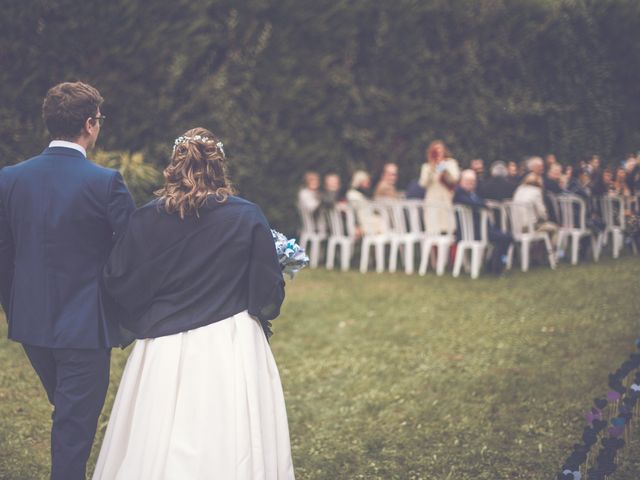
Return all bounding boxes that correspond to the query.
[92,128,295,479]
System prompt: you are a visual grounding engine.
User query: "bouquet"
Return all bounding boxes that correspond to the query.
[271,230,309,279]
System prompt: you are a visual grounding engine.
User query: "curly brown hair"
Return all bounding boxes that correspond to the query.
[155,127,234,219]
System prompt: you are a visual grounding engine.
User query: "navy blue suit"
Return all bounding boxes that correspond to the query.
[0,146,135,479]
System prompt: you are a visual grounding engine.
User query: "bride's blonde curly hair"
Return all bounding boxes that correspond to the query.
[156,127,234,219]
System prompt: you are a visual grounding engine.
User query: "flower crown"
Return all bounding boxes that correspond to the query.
[173,135,225,158]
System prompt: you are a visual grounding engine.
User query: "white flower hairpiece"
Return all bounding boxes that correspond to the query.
[173,135,225,158]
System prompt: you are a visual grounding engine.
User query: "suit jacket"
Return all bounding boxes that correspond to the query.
[0,146,135,348]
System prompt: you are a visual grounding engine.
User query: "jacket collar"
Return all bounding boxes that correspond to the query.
[41,147,87,160]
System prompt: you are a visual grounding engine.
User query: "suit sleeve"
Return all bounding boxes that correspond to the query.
[107,171,136,239]
[0,171,14,313]
[247,209,285,338]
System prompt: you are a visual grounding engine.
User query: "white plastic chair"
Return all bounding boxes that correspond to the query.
[600,195,624,259]
[503,201,556,272]
[385,200,423,274]
[326,204,358,271]
[452,205,488,279]
[298,205,327,268]
[556,195,602,265]
[418,203,455,276]
[358,202,393,273]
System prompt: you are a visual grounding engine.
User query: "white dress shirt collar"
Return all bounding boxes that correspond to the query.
[49,140,87,158]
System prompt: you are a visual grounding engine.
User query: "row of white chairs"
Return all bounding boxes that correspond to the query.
[298,195,634,278]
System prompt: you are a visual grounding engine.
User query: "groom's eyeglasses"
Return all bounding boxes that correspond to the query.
[91,115,107,126]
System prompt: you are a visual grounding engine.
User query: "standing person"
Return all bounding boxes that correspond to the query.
[419,140,460,235]
[0,82,135,480]
[373,162,401,199]
[93,128,295,480]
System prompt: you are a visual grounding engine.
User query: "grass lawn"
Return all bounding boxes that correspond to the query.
[1,257,639,479]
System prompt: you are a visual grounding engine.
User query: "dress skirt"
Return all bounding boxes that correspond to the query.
[92,310,295,480]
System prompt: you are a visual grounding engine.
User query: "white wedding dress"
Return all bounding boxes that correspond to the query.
[92,311,295,480]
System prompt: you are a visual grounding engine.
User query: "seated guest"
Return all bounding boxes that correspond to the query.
[453,170,513,274]
[477,161,517,201]
[513,173,558,244]
[346,170,372,203]
[544,164,564,195]
[526,156,545,176]
[567,167,604,229]
[470,158,486,185]
[298,171,321,214]
[374,162,401,199]
[320,172,343,209]
[543,163,565,223]
[347,170,386,235]
[507,161,520,183]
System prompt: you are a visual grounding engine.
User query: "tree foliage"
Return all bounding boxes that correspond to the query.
[1,0,639,232]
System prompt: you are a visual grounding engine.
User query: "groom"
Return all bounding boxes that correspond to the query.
[0,82,135,479]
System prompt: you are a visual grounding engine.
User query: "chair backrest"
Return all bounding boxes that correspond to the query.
[355,201,392,236]
[502,201,536,235]
[373,200,407,234]
[600,195,625,229]
[546,192,561,223]
[327,203,357,238]
[484,200,506,231]
[297,205,327,234]
[403,199,425,234]
[556,194,586,229]
[453,204,488,243]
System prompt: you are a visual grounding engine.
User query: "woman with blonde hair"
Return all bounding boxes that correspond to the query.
[419,140,460,235]
[93,128,295,479]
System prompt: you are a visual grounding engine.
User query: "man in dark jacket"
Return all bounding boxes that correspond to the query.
[454,170,513,274]
[477,161,517,201]
[0,82,135,480]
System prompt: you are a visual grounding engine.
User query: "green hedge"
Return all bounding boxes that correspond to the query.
[2,0,639,234]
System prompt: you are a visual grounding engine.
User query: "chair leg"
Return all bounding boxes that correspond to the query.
[405,242,415,275]
[389,241,398,273]
[436,243,449,276]
[506,244,514,270]
[471,246,484,279]
[310,239,320,268]
[341,243,351,272]
[543,235,556,269]
[418,241,431,276]
[375,242,385,273]
[591,234,602,262]
[326,240,336,269]
[452,246,464,278]
[359,240,370,273]
[521,239,530,272]
[571,234,579,265]
[613,231,622,259]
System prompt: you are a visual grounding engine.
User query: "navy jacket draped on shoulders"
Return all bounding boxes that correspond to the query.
[102,195,285,339]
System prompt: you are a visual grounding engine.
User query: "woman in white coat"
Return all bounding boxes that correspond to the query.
[419,140,460,235]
